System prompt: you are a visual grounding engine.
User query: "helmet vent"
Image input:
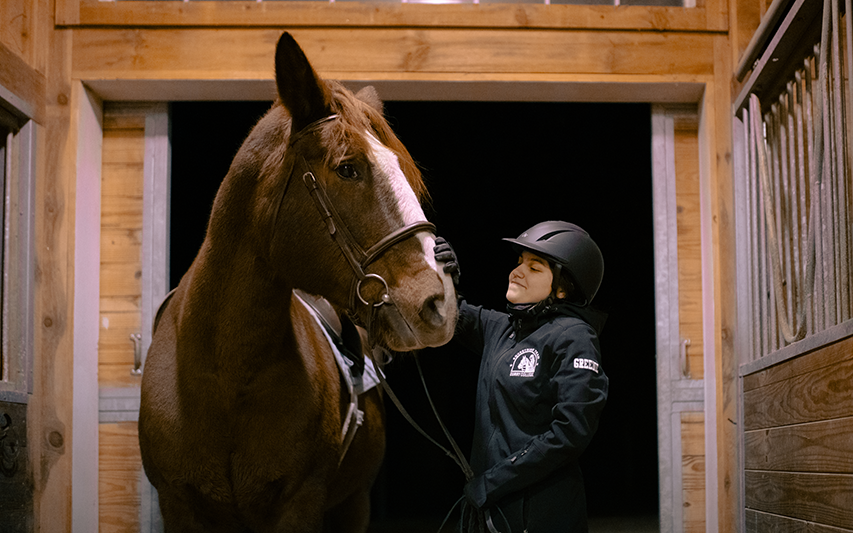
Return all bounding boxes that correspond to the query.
[538,230,569,242]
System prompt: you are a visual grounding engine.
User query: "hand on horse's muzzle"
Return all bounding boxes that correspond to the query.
[434,237,461,287]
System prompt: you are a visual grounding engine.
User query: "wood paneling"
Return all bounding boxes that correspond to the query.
[73,0,726,32]
[99,106,145,388]
[744,471,853,531]
[743,335,853,531]
[675,113,704,380]
[681,412,706,533]
[746,509,853,533]
[99,422,142,533]
[743,351,853,430]
[71,28,716,81]
[744,417,853,473]
[742,334,853,392]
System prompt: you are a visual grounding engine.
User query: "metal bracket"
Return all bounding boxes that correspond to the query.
[130,333,143,376]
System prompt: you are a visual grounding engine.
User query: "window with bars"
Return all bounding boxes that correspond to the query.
[735,0,853,361]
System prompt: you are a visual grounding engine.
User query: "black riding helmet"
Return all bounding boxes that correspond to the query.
[503,221,604,306]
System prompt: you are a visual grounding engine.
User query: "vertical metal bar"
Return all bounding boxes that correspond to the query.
[770,105,786,347]
[820,45,837,329]
[777,95,796,335]
[744,108,761,358]
[796,70,815,335]
[807,52,826,333]
[846,0,853,320]
[831,0,847,323]
[785,85,802,334]
[756,112,771,355]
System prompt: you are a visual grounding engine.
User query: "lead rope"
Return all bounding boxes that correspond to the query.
[366,349,473,478]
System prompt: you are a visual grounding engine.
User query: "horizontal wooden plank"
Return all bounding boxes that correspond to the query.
[681,411,705,456]
[102,164,144,196]
[99,348,134,368]
[100,295,141,314]
[75,1,726,32]
[72,28,716,80]
[101,228,143,264]
[743,333,853,392]
[745,509,853,533]
[102,131,145,164]
[101,198,143,230]
[99,311,140,347]
[100,262,142,298]
[103,114,146,131]
[99,421,141,464]
[744,417,853,474]
[99,422,142,533]
[744,471,853,530]
[99,365,143,388]
[743,354,853,430]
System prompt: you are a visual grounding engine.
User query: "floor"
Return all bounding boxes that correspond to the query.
[368,514,660,533]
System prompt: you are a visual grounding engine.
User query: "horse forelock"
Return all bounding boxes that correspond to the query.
[323,83,429,205]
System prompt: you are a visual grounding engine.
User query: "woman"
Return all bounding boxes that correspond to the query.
[435,221,608,533]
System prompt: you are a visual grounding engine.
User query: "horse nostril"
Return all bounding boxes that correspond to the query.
[419,294,446,327]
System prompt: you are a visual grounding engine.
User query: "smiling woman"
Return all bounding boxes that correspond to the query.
[506,251,554,304]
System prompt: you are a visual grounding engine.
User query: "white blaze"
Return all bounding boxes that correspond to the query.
[366,133,439,272]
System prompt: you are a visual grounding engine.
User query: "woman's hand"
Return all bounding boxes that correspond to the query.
[434,237,461,288]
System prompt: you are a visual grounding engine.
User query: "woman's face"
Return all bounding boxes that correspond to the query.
[506,251,554,304]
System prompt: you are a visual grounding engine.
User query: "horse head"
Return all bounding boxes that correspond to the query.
[235,33,457,351]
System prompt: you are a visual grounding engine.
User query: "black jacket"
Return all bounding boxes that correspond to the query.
[455,299,608,532]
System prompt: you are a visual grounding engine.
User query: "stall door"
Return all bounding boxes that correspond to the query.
[652,105,709,533]
[97,103,168,533]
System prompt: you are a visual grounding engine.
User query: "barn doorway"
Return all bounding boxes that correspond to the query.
[169,100,659,530]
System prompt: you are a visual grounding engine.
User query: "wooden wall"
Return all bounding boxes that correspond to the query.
[742,334,853,532]
[98,104,147,533]
[675,111,706,532]
[1,0,76,530]
[0,0,781,530]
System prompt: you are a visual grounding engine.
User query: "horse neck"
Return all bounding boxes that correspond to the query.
[178,233,297,371]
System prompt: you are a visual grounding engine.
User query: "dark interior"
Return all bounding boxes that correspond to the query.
[169,99,659,528]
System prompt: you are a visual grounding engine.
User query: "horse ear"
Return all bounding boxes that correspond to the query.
[275,32,332,134]
[355,86,384,114]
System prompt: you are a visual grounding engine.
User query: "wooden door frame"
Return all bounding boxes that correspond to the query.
[71,77,725,532]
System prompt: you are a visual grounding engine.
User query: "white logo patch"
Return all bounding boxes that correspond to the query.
[510,348,540,377]
[573,358,600,373]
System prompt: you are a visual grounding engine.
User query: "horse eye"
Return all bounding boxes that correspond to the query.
[336,163,359,181]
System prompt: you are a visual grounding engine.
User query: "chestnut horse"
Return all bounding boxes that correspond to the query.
[138,33,458,532]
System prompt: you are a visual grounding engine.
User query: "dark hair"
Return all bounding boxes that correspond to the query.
[552,266,581,304]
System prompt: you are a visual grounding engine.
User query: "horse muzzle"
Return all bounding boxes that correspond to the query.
[368,268,458,351]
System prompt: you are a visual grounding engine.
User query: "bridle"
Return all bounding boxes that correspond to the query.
[285,114,498,531]
[283,114,436,339]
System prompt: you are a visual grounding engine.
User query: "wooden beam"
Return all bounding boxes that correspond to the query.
[71,28,716,81]
[0,41,46,124]
[72,0,726,32]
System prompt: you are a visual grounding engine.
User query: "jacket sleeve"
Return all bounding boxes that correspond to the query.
[466,323,609,508]
[453,300,502,356]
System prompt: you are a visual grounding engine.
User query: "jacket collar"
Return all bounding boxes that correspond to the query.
[507,298,607,339]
